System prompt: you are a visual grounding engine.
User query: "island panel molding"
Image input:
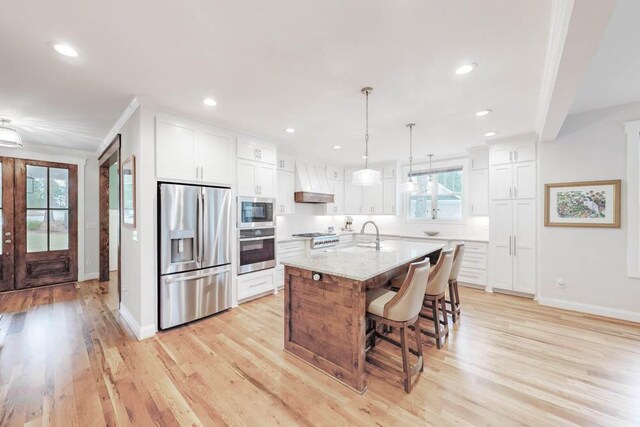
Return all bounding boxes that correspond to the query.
[544,180,621,228]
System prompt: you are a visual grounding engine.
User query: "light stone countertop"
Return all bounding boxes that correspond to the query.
[280,240,445,281]
[278,232,488,244]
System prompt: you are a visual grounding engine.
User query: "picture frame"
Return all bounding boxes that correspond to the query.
[121,155,136,228]
[544,180,621,228]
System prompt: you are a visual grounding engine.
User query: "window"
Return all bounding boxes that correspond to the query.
[26,165,69,252]
[407,167,463,220]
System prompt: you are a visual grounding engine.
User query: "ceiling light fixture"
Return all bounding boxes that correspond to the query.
[352,87,381,186]
[455,63,477,75]
[285,128,295,133]
[333,145,341,150]
[484,131,497,137]
[475,109,492,117]
[0,119,23,147]
[402,123,419,193]
[203,98,217,107]
[53,44,78,57]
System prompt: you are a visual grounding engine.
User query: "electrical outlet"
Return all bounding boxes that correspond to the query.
[556,279,565,288]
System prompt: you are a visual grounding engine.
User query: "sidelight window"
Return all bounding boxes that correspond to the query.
[26,165,69,252]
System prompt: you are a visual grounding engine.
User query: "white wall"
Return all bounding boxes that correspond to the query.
[538,101,640,320]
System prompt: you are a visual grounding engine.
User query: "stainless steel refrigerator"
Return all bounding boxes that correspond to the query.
[158,183,232,330]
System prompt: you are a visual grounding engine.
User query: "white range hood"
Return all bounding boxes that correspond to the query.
[294,162,335,203]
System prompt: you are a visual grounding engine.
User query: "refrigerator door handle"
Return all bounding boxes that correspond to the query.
[164,266,230,284]
[198,192,205,264]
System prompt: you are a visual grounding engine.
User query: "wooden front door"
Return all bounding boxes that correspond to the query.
[0,158,16,291]
[12,159,78,289]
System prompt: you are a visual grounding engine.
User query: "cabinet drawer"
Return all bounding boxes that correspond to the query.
[461,252,487,270]
[278,241,306,254]
[238,272,274,301]
[458,267,487,285]
[463,242,488,254]
[278,251,305,264]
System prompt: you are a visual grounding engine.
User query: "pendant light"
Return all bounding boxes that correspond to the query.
[0,119,22,148]
[402,123,419,193]
[352,87,382,186]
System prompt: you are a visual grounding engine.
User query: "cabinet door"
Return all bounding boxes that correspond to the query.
[237,160,257,196]
[362,183,383,214]
[315,165,332,193]
[513,141,536,163]
[326,179,344,215]
[383,179,397,215]
[514,161,536,199]
[258,144,277,165]
[469,147,489,170]
[156,119,196,181]
[513,199,536,294]
[237,138,257,161]
[489,164,513,200]
[278,153,295,172]
[196,130,234,185]
[257,165,276,197]
[489,200,513,290]
[326,166,343,181]
[383,165,396,179]
[469,169,489,215]
[344,174,362,214]
[490,144,513,166]
[277,171,295,215]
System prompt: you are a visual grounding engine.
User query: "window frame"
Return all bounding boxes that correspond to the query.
[403,160,467,223]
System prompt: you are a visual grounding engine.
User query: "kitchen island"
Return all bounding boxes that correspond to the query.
[281,240,444,393]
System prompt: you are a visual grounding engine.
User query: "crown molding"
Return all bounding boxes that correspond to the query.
[96,96,140,156]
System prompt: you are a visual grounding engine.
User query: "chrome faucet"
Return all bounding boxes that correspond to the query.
[360,221,380,251]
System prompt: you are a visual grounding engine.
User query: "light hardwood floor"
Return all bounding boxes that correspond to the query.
[1,279,639,426]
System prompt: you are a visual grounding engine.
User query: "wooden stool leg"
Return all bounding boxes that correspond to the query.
[453,280,461,320]
[370,319,377,349]
[448,281,457,323]
[400,325,411,392]
[414,317,424,373]
[440,297,449,338]
[431,298,442,349]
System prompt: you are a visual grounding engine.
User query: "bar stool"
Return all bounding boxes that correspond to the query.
[447,243,465,323]
[365,259,431,393]
[420,249,454,349]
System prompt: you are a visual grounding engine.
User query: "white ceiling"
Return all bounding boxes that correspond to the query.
[0,0,552,161]
[570,0,640,114]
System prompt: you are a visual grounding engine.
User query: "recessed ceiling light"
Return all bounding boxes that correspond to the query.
[285,128,295,133]
[475,110,492,117]
[484,131,497,137]
[455,63,477,75]
[203,98,217,107]
[333,145,341,150]
[53,44,78,57]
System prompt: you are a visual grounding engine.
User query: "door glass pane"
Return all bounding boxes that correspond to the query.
[50,168,68,208]
[27,210,48,252]
[0,162,3,209]
[27,165,48,208]
[50,210,69,250]
[0,208,2,253]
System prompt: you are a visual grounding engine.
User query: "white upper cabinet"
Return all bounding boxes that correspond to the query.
[489,164,514,200]
[383,179,397,215]
[383,165,396,179]
[237,136,276,165]
[156,114,234,185]
[237,160,276,197]
[276,171,295,215]
[468,146,489,170]
[489,139,536,166]
[344,168,363,214]
[362,178,383,214]
[489,144,514,166]
[469,169,489,215]
[277,152,295,173]
[512,140,536,163]
[325,179,344,215]
[325,165,344,181]
[513,162,536,199]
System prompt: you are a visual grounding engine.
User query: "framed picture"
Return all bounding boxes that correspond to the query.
[544,180,621,228]
[121,155,136,228]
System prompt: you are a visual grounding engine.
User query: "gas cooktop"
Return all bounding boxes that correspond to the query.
[292,232,339,249]
[292,232,336,238]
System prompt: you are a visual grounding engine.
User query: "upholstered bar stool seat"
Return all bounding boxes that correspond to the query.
[446,243,465,323]
[420,249,454,349]
[365,259,431,393]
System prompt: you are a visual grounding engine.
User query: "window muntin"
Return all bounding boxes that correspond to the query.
[407,167,463,220]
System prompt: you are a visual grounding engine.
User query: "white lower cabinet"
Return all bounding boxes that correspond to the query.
[489,199,535,294]
[237,269,275,302]
[275,240,306,288]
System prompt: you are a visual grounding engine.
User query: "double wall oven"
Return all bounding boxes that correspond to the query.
[237,197,276,275]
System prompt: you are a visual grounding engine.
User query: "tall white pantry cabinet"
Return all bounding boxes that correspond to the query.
[488,138,537,295]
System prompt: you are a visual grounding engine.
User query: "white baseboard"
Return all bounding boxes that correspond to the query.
[538,297,640,323]
[119,303,157,340]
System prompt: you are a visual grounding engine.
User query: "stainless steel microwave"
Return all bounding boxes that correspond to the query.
[237,197,276,228]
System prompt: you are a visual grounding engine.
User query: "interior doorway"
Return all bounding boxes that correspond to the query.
[98,135,121,303]
[0,156,78,291]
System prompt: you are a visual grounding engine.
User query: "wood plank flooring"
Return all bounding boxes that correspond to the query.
[1,279,639,426]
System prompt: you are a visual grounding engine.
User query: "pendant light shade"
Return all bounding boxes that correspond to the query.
[402,123,418,193]
[0,119,22,148]
[352,87,382,186]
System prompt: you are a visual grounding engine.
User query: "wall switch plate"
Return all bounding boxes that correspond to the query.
[556,279,565,288]
[132,230,138,242]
